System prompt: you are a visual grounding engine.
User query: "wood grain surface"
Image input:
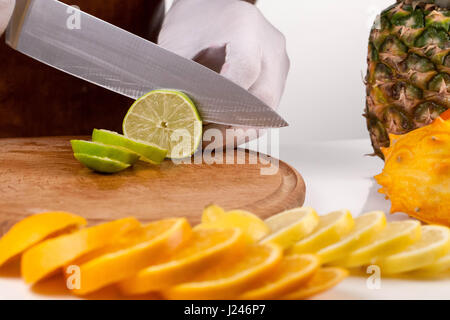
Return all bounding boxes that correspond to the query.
[0,0,165,138]
[0,137,306,235]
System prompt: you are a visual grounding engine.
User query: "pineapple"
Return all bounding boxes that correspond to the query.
[365,0,450,158]
[375,115,450,226]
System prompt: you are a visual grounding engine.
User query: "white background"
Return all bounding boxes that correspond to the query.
[258,0,394,143]
[168,0,394,142]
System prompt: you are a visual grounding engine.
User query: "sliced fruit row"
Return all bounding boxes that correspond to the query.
[0,211,346,300]
[207,206,450,275]
[201,206,450,275]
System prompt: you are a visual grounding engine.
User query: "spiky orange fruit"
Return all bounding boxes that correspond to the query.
[375,117,450,226]
[439,109,450,121]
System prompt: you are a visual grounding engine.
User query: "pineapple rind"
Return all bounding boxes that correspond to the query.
[366,0,450,158]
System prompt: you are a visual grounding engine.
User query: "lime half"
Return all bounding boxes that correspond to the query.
[92,129,168,164]
[74,154,130,174]
[123,90,203,159]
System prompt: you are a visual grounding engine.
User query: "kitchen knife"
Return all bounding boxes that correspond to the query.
[5,0,288,128]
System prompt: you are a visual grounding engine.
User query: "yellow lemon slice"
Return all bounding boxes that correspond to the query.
[239,254,320,300]
[279,267,348,300]
[261,207,320,250]
[289,210,354,255]
[377,225,450,274]
[21,218,140,284]
[201,204,226,224]
[196,209,270,243]
[420,251,450,274]
[317,211,387,264]
[118,228,245,295]
[162,243,283,300]
[335,220,422,268]
[67,218,191,295]
[0,212,87,268]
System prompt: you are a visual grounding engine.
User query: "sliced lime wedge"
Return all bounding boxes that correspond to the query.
[123,90,203,159]
[92,129,168,164]
[73,154,130,174]
[71,140,140,165]
[71,140,139,173]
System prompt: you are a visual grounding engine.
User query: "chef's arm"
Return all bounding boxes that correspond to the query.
[0,0,14,35]
[160,0,289,149]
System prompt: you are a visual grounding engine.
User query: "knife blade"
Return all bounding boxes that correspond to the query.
[6,0,288,128]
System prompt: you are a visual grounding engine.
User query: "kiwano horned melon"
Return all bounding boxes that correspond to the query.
[375,116,450,226]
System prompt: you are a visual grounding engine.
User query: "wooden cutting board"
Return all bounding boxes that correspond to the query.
[0,137,306,235]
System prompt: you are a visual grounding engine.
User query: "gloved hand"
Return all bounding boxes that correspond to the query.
[159,0,290,149]
[0,0,14,35]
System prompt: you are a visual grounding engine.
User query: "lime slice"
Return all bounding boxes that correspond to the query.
[71,140,139,165]
[92,129,168,164]
[73,154,130,174]
[123,90,203,159]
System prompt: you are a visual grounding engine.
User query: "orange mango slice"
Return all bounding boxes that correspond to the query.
[0,212,87,268]
[21,217,140,284]
[280,267,348,300]
[162,243,283,300]
[239,254,320,300]
[68,218,191,295]
[119,228,245,295]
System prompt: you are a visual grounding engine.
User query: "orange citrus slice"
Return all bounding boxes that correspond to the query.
[21,217,140,284]
[68,218,191,295]
[118,228,245,295]
[239,254,320,300]
[162,243,283,300]
[0,212,87,267]
[197,209,270,243]
[280,267,348,300]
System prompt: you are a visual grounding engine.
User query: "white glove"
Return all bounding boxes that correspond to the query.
[159,0,290,148]
[0,0,14,35]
